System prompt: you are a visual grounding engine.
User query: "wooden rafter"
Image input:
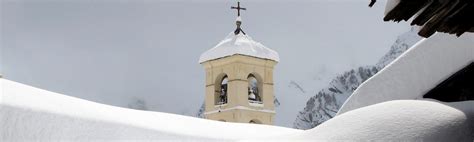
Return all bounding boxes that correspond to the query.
[372,0,474,38]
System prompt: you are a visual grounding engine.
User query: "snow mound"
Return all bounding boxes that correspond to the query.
[338,33,474,115]
[0,78,299,141]
[281,100,473,141]
[199,32,279,63]
[2,78,473,141]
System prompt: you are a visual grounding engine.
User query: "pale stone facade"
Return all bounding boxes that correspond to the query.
[201,54,277,125]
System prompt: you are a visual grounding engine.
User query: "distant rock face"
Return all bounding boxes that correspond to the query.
[127,97,148,111]
[293,28,422,130]
[376,27,423,68]
[293,66,379,129]
[196,102,205,118]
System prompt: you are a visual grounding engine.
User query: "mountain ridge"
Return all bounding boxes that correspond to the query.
[293,28,422,129]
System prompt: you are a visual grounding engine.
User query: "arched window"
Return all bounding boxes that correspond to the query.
[216,75,228,105]
[248,74,262,103]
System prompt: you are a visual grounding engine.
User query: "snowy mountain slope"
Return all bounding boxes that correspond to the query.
[293,28,422,129]
[293,66,379,129]
[376,27,422,68]
[338,33,474,115]
[127,97,148,110]
[0,78,300,141]
[288,81,306,94]
[196,102,205,118]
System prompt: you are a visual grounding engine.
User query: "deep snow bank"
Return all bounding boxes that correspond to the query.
[338,33,474,115]
[1,78,473,141]
[0,79,299,141]
[265,100,474,141]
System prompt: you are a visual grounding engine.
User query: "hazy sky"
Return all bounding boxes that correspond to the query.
[1,0,409,127]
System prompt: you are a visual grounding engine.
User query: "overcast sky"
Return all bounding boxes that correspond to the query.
[1,0,410,127]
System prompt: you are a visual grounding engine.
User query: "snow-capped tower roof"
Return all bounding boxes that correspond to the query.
[199,16,279,63]
[199,32,279,63]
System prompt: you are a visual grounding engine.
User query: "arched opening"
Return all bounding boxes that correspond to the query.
[247,74,262,104]
[249,119,262,124]
[215,75,228,105]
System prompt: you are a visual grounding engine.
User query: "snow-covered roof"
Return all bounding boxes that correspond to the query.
[199,32,280,63]
[338,33,474,115]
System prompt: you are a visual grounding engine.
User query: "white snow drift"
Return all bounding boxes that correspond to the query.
[338,33,474,115]
[2,76,474,141]
[0,78,299,141]
[265,100,473,141]
[199,32,280,63]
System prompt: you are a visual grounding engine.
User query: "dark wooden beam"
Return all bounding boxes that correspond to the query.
[372,0,474,37]
[411,0,444,26]
[418,0,461,37]
[384,0,430,22]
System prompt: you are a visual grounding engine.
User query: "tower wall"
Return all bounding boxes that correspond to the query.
[201,54,277,125]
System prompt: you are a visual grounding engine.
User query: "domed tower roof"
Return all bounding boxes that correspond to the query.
[199,1,279,63]
[199,31,280,63]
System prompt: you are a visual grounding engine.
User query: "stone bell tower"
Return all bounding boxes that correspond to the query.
[198,2,279,125]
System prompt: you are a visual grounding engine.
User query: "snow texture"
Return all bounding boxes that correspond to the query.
[199,32,279,63]
[3,78,473,141]
[0,78,299,141]
[293,28,422,129]
[271,100,474,141]
[338,33,474,115]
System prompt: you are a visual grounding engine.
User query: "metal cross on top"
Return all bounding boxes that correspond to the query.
[231,2,246,16]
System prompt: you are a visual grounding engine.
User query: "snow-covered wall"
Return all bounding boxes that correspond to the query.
[338,33,474,115]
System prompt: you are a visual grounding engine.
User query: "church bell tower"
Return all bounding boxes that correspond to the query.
[198,2,279,125]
